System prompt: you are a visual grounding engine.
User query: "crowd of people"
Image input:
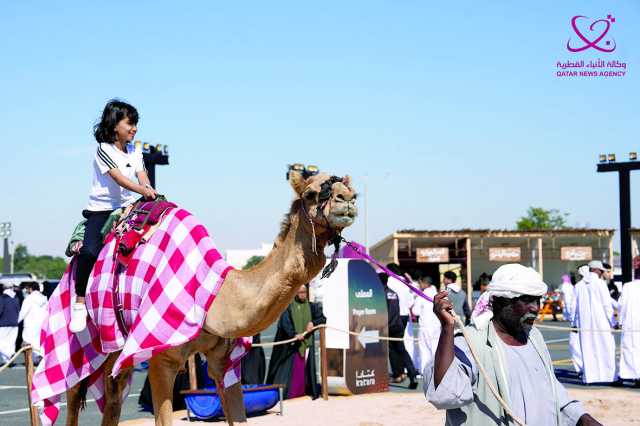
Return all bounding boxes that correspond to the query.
[0,281,47,364]
[378,265,474,388]
[561,260,640,386]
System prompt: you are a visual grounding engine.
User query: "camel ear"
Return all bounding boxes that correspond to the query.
[342,175,351,188]
[289,170,306,195]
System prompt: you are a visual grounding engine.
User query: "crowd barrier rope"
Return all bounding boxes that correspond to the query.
[535,323,638,333]
[0,344,39,426]
[0,345,33,373]
[251,324,409,348]
[251,322,640,349]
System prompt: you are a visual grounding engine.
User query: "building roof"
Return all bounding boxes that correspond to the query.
[396,228,615,236]
[371,228,615,251]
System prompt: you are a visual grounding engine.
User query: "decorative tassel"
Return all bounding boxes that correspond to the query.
[311,220,317,255]
[321,234,342,279]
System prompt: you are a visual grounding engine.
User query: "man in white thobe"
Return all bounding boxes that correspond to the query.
[424,264,601,425]
[618,274,640,385]
[571,260,618,384]
[18,281,48,360]
[412,276,440,374]
[563,270,583,374]
[386,265,415,330]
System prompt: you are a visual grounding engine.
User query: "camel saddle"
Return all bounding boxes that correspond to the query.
[111,198,176,338]
[114,198,177,267]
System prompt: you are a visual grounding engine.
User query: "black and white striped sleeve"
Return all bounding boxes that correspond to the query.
[95,144,118,174]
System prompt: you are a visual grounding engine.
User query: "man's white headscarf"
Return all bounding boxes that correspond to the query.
[471,264,548,329]
[577,265,590,278]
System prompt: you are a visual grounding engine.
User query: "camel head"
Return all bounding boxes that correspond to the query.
[288,170,357,232]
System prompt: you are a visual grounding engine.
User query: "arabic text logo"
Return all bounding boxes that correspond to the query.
[567,14,616,53]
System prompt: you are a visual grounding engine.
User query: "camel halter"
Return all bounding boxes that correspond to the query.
[299,176,346,279]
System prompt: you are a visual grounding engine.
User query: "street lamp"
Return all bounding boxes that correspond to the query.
[0,222,12,274]
[597,152,640,283]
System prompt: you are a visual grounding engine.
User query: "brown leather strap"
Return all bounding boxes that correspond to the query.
[111,265,129,338]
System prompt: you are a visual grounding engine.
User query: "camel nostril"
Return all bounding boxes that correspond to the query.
[336,194,345,201]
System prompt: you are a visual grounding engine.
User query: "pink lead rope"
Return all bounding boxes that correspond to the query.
[342,238,434,303]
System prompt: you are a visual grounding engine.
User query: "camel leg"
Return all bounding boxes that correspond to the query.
[148,352,180,426]
[214,379,247,425]
[204,338,247,425]
[100,353,133,426]
[65,382,83,426]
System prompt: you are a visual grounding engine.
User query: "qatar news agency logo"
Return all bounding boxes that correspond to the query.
[556,14,627,78]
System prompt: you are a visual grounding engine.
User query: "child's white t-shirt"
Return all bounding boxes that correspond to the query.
[86,142,145,211]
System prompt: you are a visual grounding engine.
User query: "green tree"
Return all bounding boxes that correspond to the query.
[11,244,68,279]
[242,255,264,270]
[13,244,30,270]
[516,207,569,230]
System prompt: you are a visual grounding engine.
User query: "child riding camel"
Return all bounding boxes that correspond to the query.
[70,100,157,333]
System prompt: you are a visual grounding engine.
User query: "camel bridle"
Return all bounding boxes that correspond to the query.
[299,176,349,278]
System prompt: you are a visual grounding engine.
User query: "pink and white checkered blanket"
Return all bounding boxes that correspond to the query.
[32,208,250,425]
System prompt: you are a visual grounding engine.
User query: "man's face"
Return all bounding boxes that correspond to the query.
[493,295,540,334]
[443,277,451,285]
[590,268,604,278]
[295,286,308,302]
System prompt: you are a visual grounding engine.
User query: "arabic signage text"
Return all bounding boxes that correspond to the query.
[489,247,522,262]
[561,246,593,261]
[416,247,449,263]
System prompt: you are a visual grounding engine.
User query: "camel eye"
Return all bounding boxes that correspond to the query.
[304,190,317,201]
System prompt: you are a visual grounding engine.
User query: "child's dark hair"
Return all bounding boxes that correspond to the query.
[93,99,139,143]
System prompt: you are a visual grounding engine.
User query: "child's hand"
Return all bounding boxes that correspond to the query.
[142,185,157,200]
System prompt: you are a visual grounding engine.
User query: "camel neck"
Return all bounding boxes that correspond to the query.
[209,207,329,337]
[263,210,329,287]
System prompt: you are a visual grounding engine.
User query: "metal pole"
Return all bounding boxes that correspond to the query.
[619,169,632,283]
[537,238,544,278]
[364,178,368,252]
[2,238,10,274]
[144,160,157,188]
[319,327,328,401]
[465,238,472,308]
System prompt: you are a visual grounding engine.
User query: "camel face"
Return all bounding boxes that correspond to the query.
[289,171,357,231]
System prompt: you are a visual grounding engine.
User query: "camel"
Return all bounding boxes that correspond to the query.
[65,170,357,426]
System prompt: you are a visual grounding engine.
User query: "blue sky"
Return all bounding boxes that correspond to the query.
[1,1,638,257]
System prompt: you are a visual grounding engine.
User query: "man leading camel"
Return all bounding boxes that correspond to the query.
[424,263,602,425]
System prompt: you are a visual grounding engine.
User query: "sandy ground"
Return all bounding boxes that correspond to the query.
[121,387,640,426]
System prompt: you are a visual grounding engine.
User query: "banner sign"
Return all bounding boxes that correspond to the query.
[416,247,449,263]
[489,247,521,262]
[561,246,593,261]
[345,260,389,394]
[321,259,389,395]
